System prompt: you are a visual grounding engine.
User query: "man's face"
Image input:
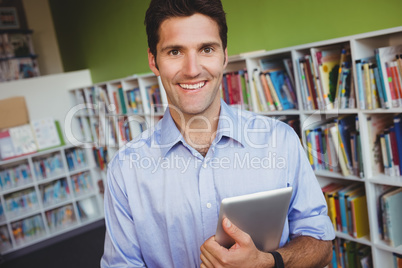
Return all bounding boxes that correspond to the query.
[148,13,228,119]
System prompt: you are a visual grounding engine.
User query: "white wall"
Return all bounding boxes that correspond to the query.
[22,0,64,75]
[0,70,92,141]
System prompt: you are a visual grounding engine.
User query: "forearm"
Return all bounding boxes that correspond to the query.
[277,236,332,268]
[258,236,332,268]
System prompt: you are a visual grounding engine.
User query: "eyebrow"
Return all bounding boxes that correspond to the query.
[160,42,222,53]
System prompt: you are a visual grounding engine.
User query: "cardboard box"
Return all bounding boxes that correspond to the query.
[0,96,29,129]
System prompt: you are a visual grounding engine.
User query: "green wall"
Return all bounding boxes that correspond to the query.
[49,0,402,83]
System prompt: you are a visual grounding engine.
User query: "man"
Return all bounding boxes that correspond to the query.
[101,0,335,267]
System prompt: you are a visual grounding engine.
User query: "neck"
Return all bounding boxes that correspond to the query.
[170,100,221,157]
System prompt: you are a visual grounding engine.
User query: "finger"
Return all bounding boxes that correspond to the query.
[200,242,221,267]
[200,253,214,268]
[222,218,252,248]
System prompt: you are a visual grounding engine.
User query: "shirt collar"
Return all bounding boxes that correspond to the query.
[160,99,245,157]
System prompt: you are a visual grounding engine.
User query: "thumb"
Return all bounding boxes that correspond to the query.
[222,218,251,247]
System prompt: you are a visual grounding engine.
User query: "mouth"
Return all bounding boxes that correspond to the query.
[178,81,206,90]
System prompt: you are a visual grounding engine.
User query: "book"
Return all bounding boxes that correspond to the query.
[376,44,402,108]
[258,72,276,110]
[31,118,62,151]
[350,194,369,238]
[8,124,38,157]
[338,183,361,233]
[0,129,16,160]
[322,183,345,230]
[394,253,402,268]
[117,84,127,114]
[394,114,402,175]
[252,67,269,112]
[382,187,402,247]
[303,55,319,109]
[296,58,310,110]
[329,123,350,176]
[367,115,394,175]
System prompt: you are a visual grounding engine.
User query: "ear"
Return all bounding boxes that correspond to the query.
[223,47,228,69]
[148,48,160,76]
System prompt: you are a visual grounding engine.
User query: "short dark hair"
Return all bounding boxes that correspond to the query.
[145,0,228,57]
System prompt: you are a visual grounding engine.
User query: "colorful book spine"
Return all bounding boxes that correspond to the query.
[11,214,45,245]
[65,148,86,171]
[41,178,70,206]
[45,204,76,231]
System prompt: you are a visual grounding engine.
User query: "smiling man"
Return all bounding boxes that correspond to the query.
[101,0,335,267]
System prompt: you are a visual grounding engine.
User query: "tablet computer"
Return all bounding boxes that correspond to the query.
[215,187,293,252]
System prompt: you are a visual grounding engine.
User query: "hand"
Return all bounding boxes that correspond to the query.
[200,218,273,268]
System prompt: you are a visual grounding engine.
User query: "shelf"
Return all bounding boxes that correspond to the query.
[42,197,73,211]
[362,108,402,114]
[73,111,165,118]
[12,232,47,250]
[47,220,79,235]
[7,208,42,222]
[303,109,359,115]
[374,240,402,255]
[335,231,372,246]
[258,109,300,116]
[36,173,67,185]
[314,170,364,182]
[69,166,90,176]
[0,181,35,195]
[74,190,97,201]
[367,174,402,187]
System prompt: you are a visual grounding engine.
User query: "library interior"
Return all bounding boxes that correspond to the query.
[0,0,401,267]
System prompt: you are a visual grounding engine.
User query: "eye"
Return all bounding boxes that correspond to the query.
[169,50,180,56]
[203,47,214,54]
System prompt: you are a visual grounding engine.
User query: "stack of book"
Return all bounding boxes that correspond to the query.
[125,87,144,114]
[376,185,402,248]
[33,153,64,180]
[297,46,355,110]
[65,147,86,171]
[0,31,40,82]
[322,183,369,239]
[40,178,70,207]
[11,214,45,246]
[45,204,76,232]
[221,70,252,111]
[0,163,32,191]
[250,58,298,112]
[305,115,363,177]
[367,113,402,177]
[92,146,107,171]
[329,238,372,268]
[71,171,92,196]
[4,188,39,218]
[146,84,163,113]
[355,44,402,109]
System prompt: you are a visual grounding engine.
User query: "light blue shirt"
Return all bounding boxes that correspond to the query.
[101,100,335,268]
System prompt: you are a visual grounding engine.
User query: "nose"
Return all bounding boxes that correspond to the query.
[183,51,202,78]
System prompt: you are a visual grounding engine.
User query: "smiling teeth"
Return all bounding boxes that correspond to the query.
[180,82,205,89]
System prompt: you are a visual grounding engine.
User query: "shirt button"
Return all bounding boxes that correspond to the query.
[202,162,207,168]
[206,203,212,208]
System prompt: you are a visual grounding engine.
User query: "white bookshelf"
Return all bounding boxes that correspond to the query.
[0,145,104,254]
[67,26,402,267]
